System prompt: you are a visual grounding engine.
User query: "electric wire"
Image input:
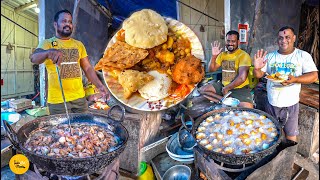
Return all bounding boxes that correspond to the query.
[191,0,209,31]
[1,13,21,45]
[1,12,35,96]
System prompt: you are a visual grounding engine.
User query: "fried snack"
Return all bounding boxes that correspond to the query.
[122,9,168,49]
[94,58,105,71]
[97,41,149,70]
[118,70,154,99]
[116,29,125,42]
[171,55,204,85]
[107,68,122,79]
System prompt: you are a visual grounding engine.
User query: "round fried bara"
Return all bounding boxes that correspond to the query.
[172,55,204,85]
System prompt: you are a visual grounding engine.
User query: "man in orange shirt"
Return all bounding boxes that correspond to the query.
[30,9,109,114]
[199,30,253,108]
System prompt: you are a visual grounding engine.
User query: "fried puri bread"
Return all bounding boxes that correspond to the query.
[122,9,168,49]
[118,70,154,99]
[172,55,204,85]
[96,41,149,71]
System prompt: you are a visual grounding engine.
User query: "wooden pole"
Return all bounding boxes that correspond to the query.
[71,0,80,38]
[246,0,262,55]
[38,0,46,107]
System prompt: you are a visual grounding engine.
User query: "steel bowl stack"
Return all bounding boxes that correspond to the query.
[166,132,194,164]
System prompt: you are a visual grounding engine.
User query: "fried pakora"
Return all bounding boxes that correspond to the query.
[96,41,149,71]
[118,70,154,99]
[171,55,204,85]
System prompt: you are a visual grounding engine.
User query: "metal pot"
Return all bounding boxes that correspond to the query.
[3,104,129,176]
[183,107,283,165]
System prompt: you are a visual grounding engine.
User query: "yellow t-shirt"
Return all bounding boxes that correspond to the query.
[216,48,251,89]
[37,37,87,104]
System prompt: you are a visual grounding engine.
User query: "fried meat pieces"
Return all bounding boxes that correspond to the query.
[172,55,204,85]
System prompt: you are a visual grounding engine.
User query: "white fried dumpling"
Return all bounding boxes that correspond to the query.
[255,138,262,145]
[205,144,213,150]
[197,126,206,132]
[270,132,278,137]
[224,147,234,154]
[213,148,223,153]
[206,116,214,123]
[214,114,221,119]
[222,140,232,147]
[216,133,224,140]
[212,139,218,144]
[243,139,252,146]
[196,132,206,140]
[259,115,267,119]
[201,121,210,127]
[199,139,210,146]
[242,111,249,116]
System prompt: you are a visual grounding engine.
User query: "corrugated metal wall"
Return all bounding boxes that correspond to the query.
[1,4,38,99]
[178,0,225,71]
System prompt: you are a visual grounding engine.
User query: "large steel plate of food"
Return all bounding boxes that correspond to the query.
[95,9,205,112]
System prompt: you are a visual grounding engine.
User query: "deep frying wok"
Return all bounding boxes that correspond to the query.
[181,107,283,165]
[3,105,128,176]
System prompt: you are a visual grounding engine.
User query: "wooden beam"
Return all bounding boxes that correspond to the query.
[14,0,38,13]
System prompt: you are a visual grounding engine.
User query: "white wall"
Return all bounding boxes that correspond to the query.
[1,4,38,99]
[178,0,225,71]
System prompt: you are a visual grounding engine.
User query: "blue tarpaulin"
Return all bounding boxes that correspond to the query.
[97,0,177,29]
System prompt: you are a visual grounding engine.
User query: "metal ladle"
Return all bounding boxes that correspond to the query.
[55,65,72,132]
[218,91,232,104]
[208,91,232,104]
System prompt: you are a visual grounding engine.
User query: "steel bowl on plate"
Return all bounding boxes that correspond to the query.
[166,132,194,159]
[103,17,205,112]
[162,165,191,180]
[222,97,240,107]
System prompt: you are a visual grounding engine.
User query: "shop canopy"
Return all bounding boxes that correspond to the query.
[97,0,177,29]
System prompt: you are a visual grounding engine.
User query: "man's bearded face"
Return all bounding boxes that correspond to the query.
[225,34,239,52]
[56,13,73,37]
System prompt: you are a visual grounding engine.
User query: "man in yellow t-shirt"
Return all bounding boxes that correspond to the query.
[30,9,109,114]
[199,30,253,108]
